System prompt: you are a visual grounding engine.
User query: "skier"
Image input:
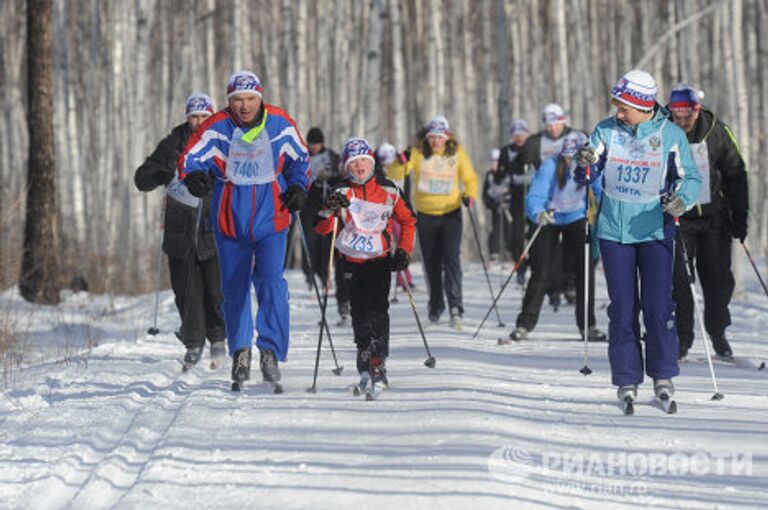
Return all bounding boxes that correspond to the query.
[498,119,531,284]
[377,142,415,291]
[134,93,226,370]
[301,127,351,327]
[511,105,581,306]
[405,116,478,330]
[315,137,416,398]
[502,131,605,343]
[482,148,511,262]
[575,69,701,411]
[666,84,749,359]
[179,70,309,391]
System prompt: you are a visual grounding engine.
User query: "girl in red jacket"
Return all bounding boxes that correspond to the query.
[315,137,417,395]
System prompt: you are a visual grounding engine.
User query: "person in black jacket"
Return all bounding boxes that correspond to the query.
[134,93,226,368]
[667,84,749,359]
[498,120,531,283]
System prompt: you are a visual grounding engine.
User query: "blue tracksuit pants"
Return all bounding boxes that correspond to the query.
[215,229,290,361]
[599,222,679,386]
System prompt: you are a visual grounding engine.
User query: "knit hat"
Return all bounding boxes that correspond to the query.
[341,137,376,170]
[377,143,397,166]
[509,119,530,137]
[226,70,263,98]
[611,69,657,111]
[668,83,703,112]
[489,148,501,161]
[541,104,566,126]
[426,116,450,139]
[560,131,588,158]
[185,93,214,117]
[307,127,325,144]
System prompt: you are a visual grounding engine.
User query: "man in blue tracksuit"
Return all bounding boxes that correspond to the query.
[575,70,701,404]
[502,131,604,343]
[179,70,309,388]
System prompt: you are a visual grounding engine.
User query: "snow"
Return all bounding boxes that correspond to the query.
[1,264,767,509]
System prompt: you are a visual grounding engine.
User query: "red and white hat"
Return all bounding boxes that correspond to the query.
[226,70,263,98]
[426,116,450,139]
[611,70,657,112]
[185,93,214,117]
[668,83,703,112]
[541,104,567,126]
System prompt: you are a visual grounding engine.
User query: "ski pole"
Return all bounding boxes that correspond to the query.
[676,218,724,400]
[307,216,339,393]
[147,198,165,335]
[580,167,592,376]
[295,213,343,376]
[740,241,768,299]
[402,279,436,368]
[391,272,400,303]
[467,205,505,327]
[473,222,545,339]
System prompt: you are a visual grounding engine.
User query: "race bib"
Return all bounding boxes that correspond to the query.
[690,142,712,205]
[603,127,666,204]
[417,155,457,195]
[337,197,392,259]
[165,175,200,208]
[224,128,275,185]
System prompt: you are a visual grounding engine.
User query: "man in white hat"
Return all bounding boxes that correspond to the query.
[179,70,309,391]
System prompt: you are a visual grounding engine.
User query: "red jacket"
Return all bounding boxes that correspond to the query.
[315,175,416,264]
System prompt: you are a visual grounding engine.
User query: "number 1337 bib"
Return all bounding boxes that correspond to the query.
[603,127,666,204]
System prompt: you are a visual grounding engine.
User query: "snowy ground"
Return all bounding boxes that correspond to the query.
[1,262,767,510]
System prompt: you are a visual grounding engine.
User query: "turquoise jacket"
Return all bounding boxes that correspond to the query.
[526,156,586,226]
[585,105,701,244]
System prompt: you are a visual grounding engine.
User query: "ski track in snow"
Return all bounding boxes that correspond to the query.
[1,264,767,509]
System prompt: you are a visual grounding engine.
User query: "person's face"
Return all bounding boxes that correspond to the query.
[228,93,262,124]
[613,100,653,127]
[513,133,529,147]
[545,122,565,138]
[309,142,324,155]
[187,113,210,131]
[427,135,447,152]
[670,108,701,134]
[347,158,373,182]
[490,160,499,171]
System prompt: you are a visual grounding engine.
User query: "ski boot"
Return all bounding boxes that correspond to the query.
[653,379,677,414]
[711,335,733,358]
[182,345,204,372]
[335,314,350,327]
[450,307,463,331]
[580,326,607,342]
[231,347,252,391]
[617,385,638,415]
[353,346,371,396]
[366,357,388,400]
[260,349,283,393]
[564,289,577,305]
[209,341,226,369]
[549,293,561,312]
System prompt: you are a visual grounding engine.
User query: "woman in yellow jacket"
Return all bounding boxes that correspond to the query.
[405,116,478,329]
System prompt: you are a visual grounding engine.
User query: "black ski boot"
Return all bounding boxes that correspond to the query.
[260,349,283,393]
[231,348,252,391]
[711,335,733,358]
[182,345,204,372]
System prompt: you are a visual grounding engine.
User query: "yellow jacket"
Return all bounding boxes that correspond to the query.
[406,145,478,215]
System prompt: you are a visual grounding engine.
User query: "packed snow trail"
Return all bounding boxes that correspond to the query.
[1,265,767,509]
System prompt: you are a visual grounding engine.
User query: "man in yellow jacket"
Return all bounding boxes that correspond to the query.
[405,116,478,330]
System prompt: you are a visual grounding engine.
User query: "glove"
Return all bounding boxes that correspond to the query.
[730,210,748,242]
[183,171,214,198]
[575,144,598,168]
[398,149,411,164]
[325,190,350,214]
[537,210,555,225]
[283,185,307,213]
[461,194,475,208]
[156,169,174,187]
[572,165,587,185]
[390,248,410,272]
[662,193,686,217]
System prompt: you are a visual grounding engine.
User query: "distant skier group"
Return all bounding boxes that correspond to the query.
[135,65,748,407]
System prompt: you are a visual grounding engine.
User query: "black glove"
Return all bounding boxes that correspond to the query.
[156,169,174,187]
[283,185,307,213]
[390,248,410,272]
[731,210,748,242]
[662,193,686,217]
[325,190,350,214]
[575,144,598,168]
[461,194,475,208]
[183,171,214,198]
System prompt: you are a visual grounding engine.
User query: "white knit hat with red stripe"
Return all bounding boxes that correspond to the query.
[611,70,657,112]
[226,70,263,98]
[185,93,214,117]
